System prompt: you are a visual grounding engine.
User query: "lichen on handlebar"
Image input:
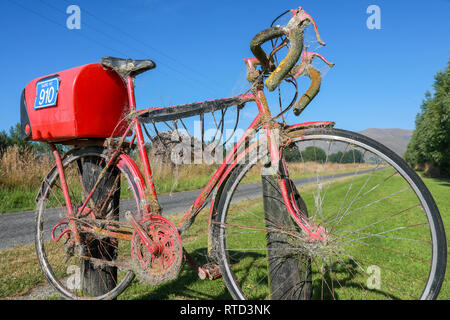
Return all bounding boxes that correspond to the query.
[265,27,304,91]
[293,66,321,116]
[250,26,286,71]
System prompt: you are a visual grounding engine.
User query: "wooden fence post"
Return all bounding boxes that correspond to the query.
[80,157,119,297]
[261,166,312,299]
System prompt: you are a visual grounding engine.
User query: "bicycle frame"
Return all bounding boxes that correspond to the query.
[126,73,328,239]
[69,79,321,231]
[46,61,332,277]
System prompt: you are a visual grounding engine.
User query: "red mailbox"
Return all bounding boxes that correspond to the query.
[21,63,130,142]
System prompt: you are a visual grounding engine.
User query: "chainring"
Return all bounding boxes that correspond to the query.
[131,215,183,285]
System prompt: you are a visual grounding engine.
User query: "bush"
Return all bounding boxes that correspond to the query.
[404,60,450,177]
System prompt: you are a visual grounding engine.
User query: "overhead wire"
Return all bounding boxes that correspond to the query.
[59,0,224,92]
[9,0,224,95]
[7,0,129,58]
[39,0,222,94]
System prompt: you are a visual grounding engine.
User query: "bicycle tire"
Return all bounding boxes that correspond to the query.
[35,146,141,300]
[213,128,446,300]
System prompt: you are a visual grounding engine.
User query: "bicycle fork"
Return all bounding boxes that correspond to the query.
[256,88,328,243]
[262,139,328,242]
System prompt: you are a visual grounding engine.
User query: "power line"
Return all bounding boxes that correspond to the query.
[8,0,225,95]
[7,0,129,58]
[61,0,222,85]
[55,0,225,93]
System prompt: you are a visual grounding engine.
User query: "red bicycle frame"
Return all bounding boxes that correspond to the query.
[121,73,326,241]
[48,69,329,251]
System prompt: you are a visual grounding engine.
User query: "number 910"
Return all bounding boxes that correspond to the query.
[38,86,55,106]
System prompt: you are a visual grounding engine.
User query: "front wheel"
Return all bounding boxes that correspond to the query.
[213,128,446,300]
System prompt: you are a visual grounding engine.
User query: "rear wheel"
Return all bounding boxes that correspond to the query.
[35,147,141,299]
[214,128,446,300]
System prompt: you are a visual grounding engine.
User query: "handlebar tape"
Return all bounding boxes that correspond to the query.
[265,27,304,91]
[250,26,286,71]
[293,67,322,116]
[249,26,304,92]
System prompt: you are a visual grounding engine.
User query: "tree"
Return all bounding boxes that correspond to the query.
[405,60,450,177]
[328,151,343,163]
[328,150,364,164]
[342,149,364,164]
[0,123,52,155]
[301,146,326,163]
[284,147,301,162]
[0,123,33,153]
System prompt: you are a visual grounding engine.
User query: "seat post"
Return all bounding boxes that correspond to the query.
[125,74,161,215]
[126,75,137,111]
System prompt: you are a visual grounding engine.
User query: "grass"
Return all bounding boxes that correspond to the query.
[0,171,448,300]
[0,208,233,300]
[116,209,232,300]
[418,174,450,300]
[0,145,447,299]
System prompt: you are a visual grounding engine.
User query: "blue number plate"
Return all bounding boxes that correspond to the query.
[34,76,59,109]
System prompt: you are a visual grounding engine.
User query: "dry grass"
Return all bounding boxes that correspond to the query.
[0,242,44,298]
[0,146,53,213]
[0,145,52,190]
[139,157,220,194]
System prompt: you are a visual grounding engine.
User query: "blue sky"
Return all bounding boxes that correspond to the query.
[0,0,449,134]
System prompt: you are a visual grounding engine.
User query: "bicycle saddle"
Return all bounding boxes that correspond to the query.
[100,56,156,77]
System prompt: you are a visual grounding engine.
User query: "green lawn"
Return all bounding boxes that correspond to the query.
[0,173,448,300]
[212,170,448,300]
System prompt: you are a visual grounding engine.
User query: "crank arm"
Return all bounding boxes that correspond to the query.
[125,211,159,254]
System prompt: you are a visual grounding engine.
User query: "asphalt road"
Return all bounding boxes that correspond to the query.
[0,168,378,251]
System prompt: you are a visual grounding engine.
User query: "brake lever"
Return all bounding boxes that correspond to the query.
[244,57,262,83]
[291,50,335,79]
[289,51,334,116]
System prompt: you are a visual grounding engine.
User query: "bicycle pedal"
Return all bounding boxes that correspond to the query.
[202,262,222,280]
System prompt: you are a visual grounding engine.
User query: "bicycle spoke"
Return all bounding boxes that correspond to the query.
[337,222,431,245]
[326,186,409,229]
[337,203,421,234]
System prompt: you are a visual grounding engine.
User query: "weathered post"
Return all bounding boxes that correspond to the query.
[80,157,119,297]
[261,166,312,299]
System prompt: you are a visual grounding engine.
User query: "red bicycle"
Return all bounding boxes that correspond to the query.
[21,6,446,299]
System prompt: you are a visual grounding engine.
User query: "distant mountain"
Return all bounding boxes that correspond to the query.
[358,128,413,156]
